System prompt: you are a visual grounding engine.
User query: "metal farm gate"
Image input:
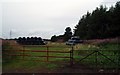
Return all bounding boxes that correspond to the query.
[4,45,74,65]
[76,49,120,72]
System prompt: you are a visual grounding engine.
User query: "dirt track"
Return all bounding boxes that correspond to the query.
[3,62,120,75]
[54,63,120,74]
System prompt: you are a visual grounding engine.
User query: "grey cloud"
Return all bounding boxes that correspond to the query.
[2,0,112,39]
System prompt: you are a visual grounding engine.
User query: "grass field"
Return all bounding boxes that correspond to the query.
[2,41,120,73]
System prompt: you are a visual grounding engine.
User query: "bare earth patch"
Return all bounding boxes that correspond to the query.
[3,62,120,74]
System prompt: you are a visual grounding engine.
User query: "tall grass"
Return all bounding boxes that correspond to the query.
[2,40,23,63]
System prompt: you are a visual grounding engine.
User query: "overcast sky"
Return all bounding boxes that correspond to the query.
[0,0,118,39]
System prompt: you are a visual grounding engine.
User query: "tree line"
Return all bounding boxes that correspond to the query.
[17,37,46,45]
[74,1,120,40]
[51,27,72,42]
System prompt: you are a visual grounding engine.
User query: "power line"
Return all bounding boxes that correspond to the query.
[10,30,12,39]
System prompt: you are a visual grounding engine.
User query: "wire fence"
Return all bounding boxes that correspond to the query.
[76,49,120,71]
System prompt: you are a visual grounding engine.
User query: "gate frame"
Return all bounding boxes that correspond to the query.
[78,49,120,71]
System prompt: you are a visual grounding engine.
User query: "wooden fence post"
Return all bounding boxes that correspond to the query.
[47,46,49,62]
[70,45,74,66]
[70,50,71,65]
[23,45,25,59]
[95,50,98,69]
[117,52,120,72]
